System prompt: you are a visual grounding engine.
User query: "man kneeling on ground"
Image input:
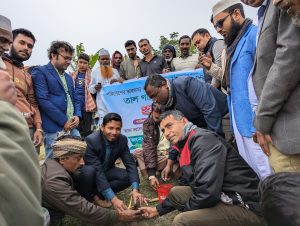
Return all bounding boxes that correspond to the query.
[82,112,146,211]
[133,102,181,190]
[41,135,140,226]
[140,110,263,226]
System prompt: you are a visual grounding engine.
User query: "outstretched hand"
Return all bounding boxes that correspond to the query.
[139,207,159,219]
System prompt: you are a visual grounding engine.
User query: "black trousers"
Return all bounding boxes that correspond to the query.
[78,110,93,138]
[72,165,131,201]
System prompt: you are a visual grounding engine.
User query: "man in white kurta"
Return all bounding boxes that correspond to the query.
[89,49,120,125]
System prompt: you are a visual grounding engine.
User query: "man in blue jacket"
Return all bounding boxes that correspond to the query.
[144,74,228,137]
[32,41,81,159]
[81,113,146,211]
[211,0,271,179]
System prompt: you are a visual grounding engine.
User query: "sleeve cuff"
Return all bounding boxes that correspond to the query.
[168,149,178,161]
[101,188,116,201]
[131,182,140,190]
[147,168,156,177]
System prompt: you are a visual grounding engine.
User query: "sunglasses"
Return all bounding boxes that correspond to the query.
[214,12,233,29]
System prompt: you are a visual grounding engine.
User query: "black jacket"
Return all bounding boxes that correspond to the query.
[84,131,140,192]
[157,128,260,215]
[166,76,228,136]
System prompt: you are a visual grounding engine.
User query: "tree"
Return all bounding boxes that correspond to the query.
[155,32,197,56]
[70,43,99,72]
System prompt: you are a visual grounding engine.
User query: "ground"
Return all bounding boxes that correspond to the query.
[39,149,179,226]
[61,174,179,226]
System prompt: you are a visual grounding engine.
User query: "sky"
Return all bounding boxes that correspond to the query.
[2,0,258,66]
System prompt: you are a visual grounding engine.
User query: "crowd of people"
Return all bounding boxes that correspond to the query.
[1,0,300,225]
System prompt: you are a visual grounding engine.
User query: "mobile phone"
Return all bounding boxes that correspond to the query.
[199,51,205,57]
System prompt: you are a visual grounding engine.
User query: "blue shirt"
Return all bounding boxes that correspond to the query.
[75,72,86,110]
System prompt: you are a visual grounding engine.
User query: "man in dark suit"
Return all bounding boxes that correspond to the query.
[32,41,81,159]
[80,113,145,211]
[250,0,300,172]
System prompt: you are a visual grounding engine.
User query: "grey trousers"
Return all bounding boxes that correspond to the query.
[169,186,264,226]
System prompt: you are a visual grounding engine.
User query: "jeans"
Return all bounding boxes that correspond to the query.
[44,129,80,159]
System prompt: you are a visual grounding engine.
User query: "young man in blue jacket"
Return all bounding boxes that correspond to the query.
[32,41,81,159]
[81,113,146,211]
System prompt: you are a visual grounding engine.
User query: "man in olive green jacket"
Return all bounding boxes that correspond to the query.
[0,100,45,226]
[41,135,140,226]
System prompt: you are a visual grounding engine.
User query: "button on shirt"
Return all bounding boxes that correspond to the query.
[75,72,86,110]
[140,55,167,77]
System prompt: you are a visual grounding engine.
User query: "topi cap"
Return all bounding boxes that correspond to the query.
[52,135,86,158]
[0,15,12,42]
[98,48,110,56]
[212,0,240,18]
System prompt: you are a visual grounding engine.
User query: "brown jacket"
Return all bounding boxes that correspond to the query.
[41,159,117,225]
[142,117,160,176]
[4,60,42,129]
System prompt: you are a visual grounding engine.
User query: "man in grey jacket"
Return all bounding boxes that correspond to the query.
[250,0,300,172]
[41,135,140,226]
[191,28,225,88]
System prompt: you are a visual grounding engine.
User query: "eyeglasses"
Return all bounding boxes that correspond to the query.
[150,87,162,103]
[58,53,72,61]
[214,12,233,29]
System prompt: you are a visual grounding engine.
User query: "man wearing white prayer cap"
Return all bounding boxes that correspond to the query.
[0,15,13,69]
[212,0,272,181]
[89,48,121,125]
[0,15,16,104]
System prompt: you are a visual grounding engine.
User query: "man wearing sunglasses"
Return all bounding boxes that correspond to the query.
[211,0,271,180]
[32,41,82,159]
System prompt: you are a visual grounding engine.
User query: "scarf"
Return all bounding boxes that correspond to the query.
[2,53,24,68]
[71,69,96,112]
[223,19,253,92]
[173,122,197,167]
[204,37,219,59]
[181,122,197,141]
[111,50,123,70]
[100,65,113,79]
[163,79,174,109]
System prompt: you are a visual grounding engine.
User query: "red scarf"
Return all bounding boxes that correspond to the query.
[71,69,96,112]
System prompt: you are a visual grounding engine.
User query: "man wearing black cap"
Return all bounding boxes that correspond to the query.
[162,44,176,71]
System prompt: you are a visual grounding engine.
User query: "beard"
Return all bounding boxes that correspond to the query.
[100,65,113,79]
[165,57,173,62]
[225,18,242,46]
[10,46,30,62]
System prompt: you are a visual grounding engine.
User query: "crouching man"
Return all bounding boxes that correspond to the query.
[82,113,146,211]
[41,135,140,226]
[141,110,263,226]
[134,102,181,190]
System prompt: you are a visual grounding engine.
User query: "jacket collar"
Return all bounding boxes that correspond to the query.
[46,62,65,88]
